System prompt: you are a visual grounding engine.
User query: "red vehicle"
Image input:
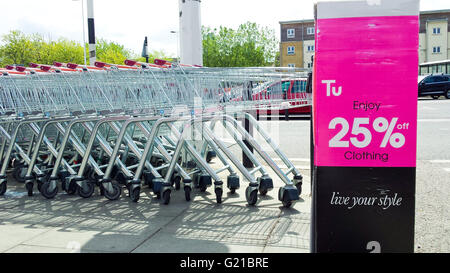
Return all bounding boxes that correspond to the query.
[252,78,312,115]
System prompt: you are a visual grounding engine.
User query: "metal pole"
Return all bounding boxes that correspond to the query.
[81,0,87,66]
[242,112,254,168]
[87,0,96,65]
[176,31,180,59]
[171,31,180,60]
[73,0,87,65]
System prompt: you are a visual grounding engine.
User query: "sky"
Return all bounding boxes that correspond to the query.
[1,0,450,58]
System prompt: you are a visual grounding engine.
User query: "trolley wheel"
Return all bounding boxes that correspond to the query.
[206,151,216,163]
[37,181,43,193]
[200,186,207,193]
[229,188,236,194]
[58,171,70,184]
[282,194,293,208]
[259,188,268,196]
[88,168,101,183]
[99,183,105,196]
[173,176,181,191]
[215,188,223,204]
[0,182,6,196]
[155,191,161,199]
[296,183,303,197]
[129,186,141,203]
[41,181,58,199]
[11,158,21,169]
[12,164,27,183]
[446,90,450,99]
[78,182,95,198]
[432,95,440,99]
[61,178,66,191]
[114,171,127,186]
[184,186,191,202]
[110,165,119,180]
[162,190,171,205]
[25,182,33,197]
[103,183,121,201]
[246,187,258,206]
[66,180,78,195]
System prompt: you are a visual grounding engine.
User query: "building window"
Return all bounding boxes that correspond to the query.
[307,63,312,68]
[433,27,441,34]
[307,27,315,35]
[287,63,295,68]
[433,46,441,54]
[287,46,295,55]
[307,45,315,52]
[287,29,295,38]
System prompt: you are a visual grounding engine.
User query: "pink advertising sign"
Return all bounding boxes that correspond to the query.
[313,1,420,168]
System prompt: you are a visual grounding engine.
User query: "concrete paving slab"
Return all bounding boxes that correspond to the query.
[151,202,309,252]
[0,210,87,229]
[22,215,174,253]
[85,189,193,218]
[5,244,79,253]
[262,246,308,253]
[2,194,105,215]
[132,231,264,253]
[265,211,310,251]
[0,224,51,252]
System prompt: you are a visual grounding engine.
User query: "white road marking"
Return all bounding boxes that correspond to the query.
[272,157,310,162]
[429,160,450,164]
[418,119,450,122]
[421,107,437,110]
[281,165,310,170]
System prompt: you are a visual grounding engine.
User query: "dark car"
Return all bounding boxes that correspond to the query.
[418,74,450,99]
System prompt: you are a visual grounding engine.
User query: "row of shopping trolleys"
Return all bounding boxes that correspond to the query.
[0,60,306,207]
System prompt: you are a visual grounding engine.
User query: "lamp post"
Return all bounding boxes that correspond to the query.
[73,0,87,66]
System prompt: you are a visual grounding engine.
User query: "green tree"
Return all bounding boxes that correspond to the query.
[0,30,85,67]
[133,49,174,64]
[95,38,132,64]
[0,30,172,67]
[274,51,281,67]
[0,30,38,66]
[202,22,278,67]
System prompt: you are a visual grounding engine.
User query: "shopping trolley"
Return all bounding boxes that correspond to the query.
[0,59,311,208]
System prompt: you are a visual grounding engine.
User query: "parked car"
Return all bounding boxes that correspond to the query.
[418,74,450,99]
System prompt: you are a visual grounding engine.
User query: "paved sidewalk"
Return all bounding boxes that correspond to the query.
[0,163,311,253]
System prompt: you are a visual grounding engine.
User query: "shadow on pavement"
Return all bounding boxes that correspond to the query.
[0,179,310,253]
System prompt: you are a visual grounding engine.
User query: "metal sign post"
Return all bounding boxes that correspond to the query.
[311,0,419,253]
